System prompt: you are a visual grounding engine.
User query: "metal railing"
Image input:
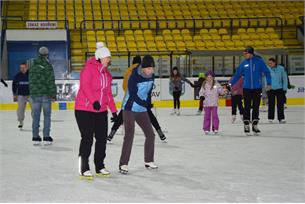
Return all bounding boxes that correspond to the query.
[79,16,283,42]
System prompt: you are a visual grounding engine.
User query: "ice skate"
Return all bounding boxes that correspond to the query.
[32,136,42,145]
[18,121,23,129]
[268,119,274,123]
[176,109,180,116]
[157,129,167,142]
[43,136,53,145]
[231,115,236,123]
[279,119,286,124]
[170,109,176,115]
[213,130,218,134]
[240,115,243,121]
[204,131,209,135]
[79,170,93,180]
[107,129,116,142]
[196,110,202,115]
[96,168,111,177]
[119,165,128,174]
[145,162,158,170]
[244,124,251,136]
[252,124,261,135]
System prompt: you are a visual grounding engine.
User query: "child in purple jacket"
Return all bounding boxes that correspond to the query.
[199,71,227,134]
[230,77,244,123]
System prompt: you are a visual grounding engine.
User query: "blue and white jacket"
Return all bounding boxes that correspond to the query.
[230,56,271,89]
[12,71,30,96]
[122,66,154,112]
[268,65,288,91]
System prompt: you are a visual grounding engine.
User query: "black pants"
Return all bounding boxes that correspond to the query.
[243,89,261,125]
[198,97,204,111]
[111,108,161,132]
[173,91,181,109]
[231,95,244,115]
[267,89,285,121]
[75,110,108,173]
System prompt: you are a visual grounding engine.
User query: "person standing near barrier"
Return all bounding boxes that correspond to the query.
[29,46,56,145]
[12,62,33,128]
[267,58,288,123]
[75,42,117,179]
[230,46,271,135]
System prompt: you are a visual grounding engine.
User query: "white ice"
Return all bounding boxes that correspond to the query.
[0,106,304,202]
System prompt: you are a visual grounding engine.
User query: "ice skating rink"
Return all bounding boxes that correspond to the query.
[0,106,304,202]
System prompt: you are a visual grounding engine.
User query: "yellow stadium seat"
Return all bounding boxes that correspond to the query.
[164,35,173,41]
[211,35,221,41]
[183,35,193,42]
[264,40,274,48]
[166,41,176,50]
[209,29,218,35]
[237,28,246,34]
[134,30,143,36]
[234,41,244,49]
[259,33,269,40]
[201,35,212,41]
[254,40,264,49]
[195,41,206,49]
[205,41,216,49]
[247,28,256,34]
[224,41,235,49]
[200,29,209,35]
[256,28,265,33]
[273,39,284,48]
[185,41,196,50]
[240,34,250,40]
[215,41,225,48]
[249,34,260,41]
[231,35,240,40]
[266,27,275,33]
[193,36,202,42]
[145,35,154,41]
[268,33,279,39]
[218,28,228,35]
[144,30,153,35]
[222,35,231,41]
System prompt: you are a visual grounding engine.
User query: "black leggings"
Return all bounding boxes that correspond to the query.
[75,110,108,173]
[111,109,161,132]
[173,91,181,109]
[231,95,244,115]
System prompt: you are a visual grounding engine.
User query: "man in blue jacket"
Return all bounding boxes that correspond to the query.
[267,58,288,123]
[230,46,271,135]
[12,62,33,128]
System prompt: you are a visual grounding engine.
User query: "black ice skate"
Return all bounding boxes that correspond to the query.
[244,124,251,136]
[43,136,53,145]
[18,121,23,129]
[157,129,167,142]
[32,136,42,145]
[252,125,261,135]
[107,129,116,142]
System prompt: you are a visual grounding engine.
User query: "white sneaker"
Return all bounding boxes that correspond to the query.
[145,162,158,169]
[170,109,176,115]
[119,165,128,174]
[176,109,180,116]
[268,119,274,123]
[96,168,111,177]
[80,170,93,180]
[231,115,236,123]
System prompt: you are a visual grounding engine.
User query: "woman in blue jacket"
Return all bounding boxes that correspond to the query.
[267,58,288,123]
[230,46,271,135]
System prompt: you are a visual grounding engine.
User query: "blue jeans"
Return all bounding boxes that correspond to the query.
[31,96,52,138]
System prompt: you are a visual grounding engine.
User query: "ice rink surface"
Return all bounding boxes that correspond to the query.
[0,106,304,202]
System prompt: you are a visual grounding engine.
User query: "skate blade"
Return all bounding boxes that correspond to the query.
[96,173,111,177]
[119,170,128,174]
[245,133,252,136]
[33,142,42,146]
[145,166,158,170]
[43,142,53,146]
[79,175,93,180]
[253,132,260,136]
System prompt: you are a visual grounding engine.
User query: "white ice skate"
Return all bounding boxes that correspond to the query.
[80,170,93,180]
[119,165,128,174]
[204,131,209,135]
[240,115,243,121]
[96,168,111,177]
[279,119,286,124]
[196,110,202,115]
[268,119,274,123]
[213,130,218,134]
[170,109,176,115]
[231,115,236,123]
[145,162,158,170]
[176,109,180,116]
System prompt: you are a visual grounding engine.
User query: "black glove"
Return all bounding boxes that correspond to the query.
[149,103,154,109]
[200,96,205,101]
[190,83,195,88]
[93,101,101,111]
[225,84,231,92]
[111,112,118,123]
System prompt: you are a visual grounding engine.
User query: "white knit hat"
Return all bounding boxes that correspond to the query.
[95,42,111,60]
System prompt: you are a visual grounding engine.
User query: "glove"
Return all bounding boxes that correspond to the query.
[225,84,231,92]
[93,101,101,111]
[110,112,118,123]
[190,83,195,88]
[200,96,205,101]
[149,103,154,109]
[13,96,17,102]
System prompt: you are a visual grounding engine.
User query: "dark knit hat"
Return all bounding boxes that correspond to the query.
[206,70,215,77]
[172,66,178,71]
[244,46,254,54]
[132,55,141,64]
[141,55,155,68]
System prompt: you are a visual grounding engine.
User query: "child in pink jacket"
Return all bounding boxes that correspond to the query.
[75,42,117,179]
[199,71,227,134]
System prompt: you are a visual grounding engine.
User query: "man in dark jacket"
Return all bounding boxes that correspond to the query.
[29,46,56,145]
[12,62,32,128]
[230,46,271,135]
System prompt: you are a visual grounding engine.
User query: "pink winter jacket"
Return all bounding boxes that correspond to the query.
[230,77,243,96]
[199,82,224,107]
[75,57,117,113]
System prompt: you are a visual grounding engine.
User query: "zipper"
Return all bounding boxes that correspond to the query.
[250,59,253,89]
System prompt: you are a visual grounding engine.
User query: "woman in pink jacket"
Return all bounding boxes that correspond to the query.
[199,71,227,134]
[75,42,117,179]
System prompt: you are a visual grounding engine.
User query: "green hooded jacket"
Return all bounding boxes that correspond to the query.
[29,56,56,97]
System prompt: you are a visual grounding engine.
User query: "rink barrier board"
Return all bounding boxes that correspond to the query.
[0,98,304,110]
